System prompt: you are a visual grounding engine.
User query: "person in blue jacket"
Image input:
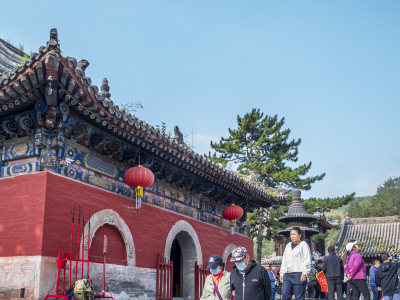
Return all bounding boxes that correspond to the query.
[268,264,277,300]
[370,259,381,300]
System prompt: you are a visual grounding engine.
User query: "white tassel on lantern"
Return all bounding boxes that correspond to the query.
[230,219,236,235]
[135,186,144,212]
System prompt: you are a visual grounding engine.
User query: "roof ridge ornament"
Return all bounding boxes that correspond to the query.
[75,59,89,77]
[101,78,111,99]
[47,28,59,50]
[173,125,184,144]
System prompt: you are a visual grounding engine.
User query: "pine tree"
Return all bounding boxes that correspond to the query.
[207,108,325,263]
[303,193,355,213]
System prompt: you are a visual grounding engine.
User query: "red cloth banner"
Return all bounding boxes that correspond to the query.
[316,271,329,293]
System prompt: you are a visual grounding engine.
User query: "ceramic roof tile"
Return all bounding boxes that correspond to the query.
[337,216,400,256]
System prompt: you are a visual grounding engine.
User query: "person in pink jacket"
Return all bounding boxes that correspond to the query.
[344,240,370,300]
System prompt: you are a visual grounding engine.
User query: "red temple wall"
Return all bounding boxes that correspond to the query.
[90,224,127,265]
[0,172,253,269]
[0,172,47,257]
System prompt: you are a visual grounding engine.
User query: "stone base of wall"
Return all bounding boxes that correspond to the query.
[0,256,156,300]
[0,256,42,300]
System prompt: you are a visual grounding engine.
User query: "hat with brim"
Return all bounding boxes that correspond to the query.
[207,255,223,269]
[346,240,358,252]
[230,246,248,262]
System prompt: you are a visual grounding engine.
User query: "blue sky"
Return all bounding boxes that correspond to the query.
[2,0,399,199]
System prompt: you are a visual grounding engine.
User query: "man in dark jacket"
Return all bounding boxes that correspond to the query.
[375,253,400,300]
[230,246,271,300]
[323,246,344,300]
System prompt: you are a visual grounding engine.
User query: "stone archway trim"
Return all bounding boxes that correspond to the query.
[222,243,237,264]
[164,220,202,266]
[80,209,135,266]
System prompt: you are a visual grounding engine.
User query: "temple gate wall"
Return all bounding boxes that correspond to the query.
[0,172,252,299]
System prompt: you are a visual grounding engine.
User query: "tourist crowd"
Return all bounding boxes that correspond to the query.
[201,227,400,300]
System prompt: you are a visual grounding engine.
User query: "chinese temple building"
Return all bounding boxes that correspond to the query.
[336,215,400,264]
[0,29,284,300]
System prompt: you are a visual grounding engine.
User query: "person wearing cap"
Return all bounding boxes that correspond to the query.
[201,254,232,300]
[323,245,344,300]
[280,227,312,300]
[229,246,271,300]
[343,240,370,300]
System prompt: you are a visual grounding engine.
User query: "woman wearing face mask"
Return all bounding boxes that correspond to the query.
[280,227,312,300]
[201,254,232,300]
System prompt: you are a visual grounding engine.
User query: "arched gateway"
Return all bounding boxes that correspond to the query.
[81,209,135,266]
[164,220,202,300]
[222,243,237,271]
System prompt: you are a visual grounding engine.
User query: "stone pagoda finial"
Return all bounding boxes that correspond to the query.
[278,188,320,237]
[101,78,111,99]
[287,189,307,215]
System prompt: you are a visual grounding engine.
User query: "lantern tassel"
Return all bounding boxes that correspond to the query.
[230,219,236,235]
[135,187,144,212]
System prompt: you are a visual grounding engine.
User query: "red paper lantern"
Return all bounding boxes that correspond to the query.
[124,165,155,210]
[222,204,244,229]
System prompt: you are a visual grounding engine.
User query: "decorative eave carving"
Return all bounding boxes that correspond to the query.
[0,28,285,207]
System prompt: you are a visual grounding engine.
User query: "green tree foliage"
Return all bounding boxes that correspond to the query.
[324,228,341,251]
[207,109,325,263]
[321,215,342,252]
[347,201,372,218]
[253,238,275,258]
[311,233,327,243]
[207,109,325,189]
[247,206,287,240]
[303,193,355,214]
[347,177,400,217]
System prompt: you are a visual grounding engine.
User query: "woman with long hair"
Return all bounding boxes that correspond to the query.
[344,240,370,300]
[280,227,312,300]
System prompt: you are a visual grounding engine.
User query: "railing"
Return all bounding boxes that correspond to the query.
[194,261,209,300]
[156,254,173,300]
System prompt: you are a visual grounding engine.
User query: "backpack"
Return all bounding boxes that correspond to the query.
[73,279,93,300]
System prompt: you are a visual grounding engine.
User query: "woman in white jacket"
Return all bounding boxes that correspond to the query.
[280,227,312,300]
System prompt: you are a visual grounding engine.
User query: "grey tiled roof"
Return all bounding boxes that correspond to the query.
[0,39,24,74]
[337,216,400,257]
